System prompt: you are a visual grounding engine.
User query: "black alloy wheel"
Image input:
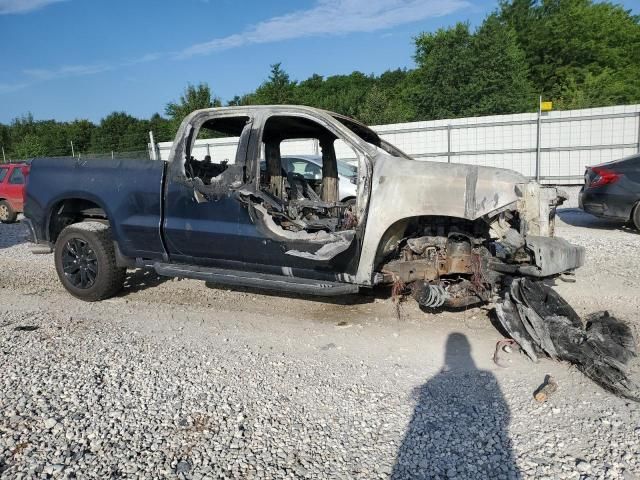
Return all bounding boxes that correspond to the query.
[61,238,99,289]
[54,222,126,301]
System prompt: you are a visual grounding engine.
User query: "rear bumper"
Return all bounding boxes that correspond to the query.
[579,188,634,221]
[518,236,585,277]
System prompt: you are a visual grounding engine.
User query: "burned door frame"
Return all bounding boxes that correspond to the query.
[163,106,375,281]
[237,109,371,278]
[162,111,258,264]
[249,110,371,219]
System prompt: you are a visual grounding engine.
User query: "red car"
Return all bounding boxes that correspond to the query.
[0,163,30,224]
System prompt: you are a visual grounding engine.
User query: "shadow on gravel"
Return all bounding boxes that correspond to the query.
[118,268,171,297]
[0,222,28,249]
[13,325,39,331]
[557,208,638,233]
[392,333,521,480]
[204,281,380,306]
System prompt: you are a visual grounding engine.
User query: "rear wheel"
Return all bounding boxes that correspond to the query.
[632,203,640,231]
[54,222,126,301]
[0,200,17,224]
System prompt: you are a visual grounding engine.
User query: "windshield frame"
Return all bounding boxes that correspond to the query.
[329,112,413,161]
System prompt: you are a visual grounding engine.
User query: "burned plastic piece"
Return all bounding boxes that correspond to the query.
[495,292,540,362]
[496,278,639,401]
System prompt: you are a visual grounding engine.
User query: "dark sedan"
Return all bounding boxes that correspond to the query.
[579,153,640,230]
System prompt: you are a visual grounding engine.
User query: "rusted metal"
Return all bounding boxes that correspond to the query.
[381,258,439,283]
[443,294,483,308]
[445,236,473,274]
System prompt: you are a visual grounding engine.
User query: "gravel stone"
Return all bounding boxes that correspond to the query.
[44,418,58,430]
[0,212,639,479]
[175,460,191,474]
[576,460,591,472]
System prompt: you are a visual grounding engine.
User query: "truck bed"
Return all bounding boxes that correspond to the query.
[24,157,166,259]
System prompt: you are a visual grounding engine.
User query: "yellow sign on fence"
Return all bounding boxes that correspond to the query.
[540,101,553,112]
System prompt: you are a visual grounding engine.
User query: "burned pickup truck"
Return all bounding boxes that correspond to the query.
[24,105,583,307]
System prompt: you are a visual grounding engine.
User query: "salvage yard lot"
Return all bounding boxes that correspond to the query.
[1,210,639,479]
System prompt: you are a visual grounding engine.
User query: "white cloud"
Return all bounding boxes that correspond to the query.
[23,63,113,80]
[18,52,164,83]
[122,52,163,66]
[178,0,469,58]
[2,0,469,93]
[0,82,29,93]
[0,0,67,15]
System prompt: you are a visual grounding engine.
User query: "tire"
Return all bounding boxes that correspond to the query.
[0,200,17,224]
[54,221,126,301]
[632,203,640,232]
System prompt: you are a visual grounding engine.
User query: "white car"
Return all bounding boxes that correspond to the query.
[281,155,357,203]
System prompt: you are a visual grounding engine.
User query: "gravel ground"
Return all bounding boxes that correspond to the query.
[1,210,639,479]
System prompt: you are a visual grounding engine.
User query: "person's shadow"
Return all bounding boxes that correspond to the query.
[392,333,521,479]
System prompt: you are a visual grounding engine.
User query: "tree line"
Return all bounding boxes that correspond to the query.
[2,0,638,160]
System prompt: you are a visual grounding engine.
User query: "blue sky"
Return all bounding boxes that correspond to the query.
[1,0,638,123]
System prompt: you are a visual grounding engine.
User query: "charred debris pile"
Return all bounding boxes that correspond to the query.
[496,278,639,401]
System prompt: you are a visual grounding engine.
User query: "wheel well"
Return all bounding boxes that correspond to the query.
[631,201,640,227]
[0,198,16,209]
[373,215,488,269]
[49,199,108,243]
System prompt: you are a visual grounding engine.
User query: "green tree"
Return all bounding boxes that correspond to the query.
[9,114,37,148]
[0,123,11,161]
[372,69,415,123]
[357,86,394,125]
[251,63,297,105]
[67,120,96,154]
[555,67,640,109]
[227,95,245,106]
[148,113,174,142]
[500,0,640,105]
[409,16,535,119]
[91,112,146,153]
[165,83,222,125]
[409,23,476,119]
[358,84,413,125]
[291,73,325,108]
[467,14,535,115]
[295,71,375,118]
[13,133,46,159]
[35,120,73,156]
